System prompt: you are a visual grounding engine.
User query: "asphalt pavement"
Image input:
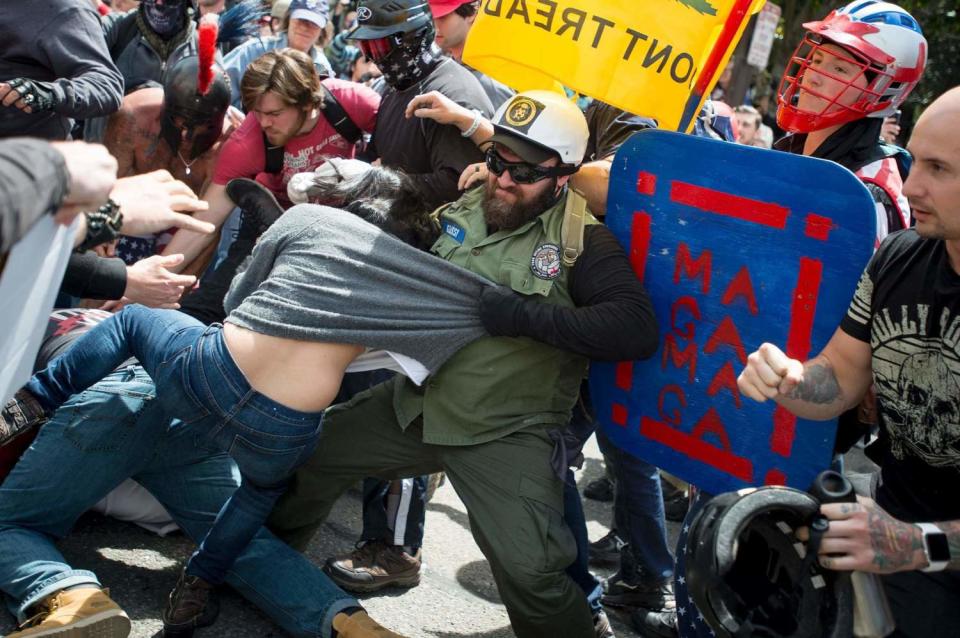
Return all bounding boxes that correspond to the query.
[0,436,668,638]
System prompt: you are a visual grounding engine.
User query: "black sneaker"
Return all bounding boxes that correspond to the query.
[588,530,625,567]
[162,570,219,637]
[1,389,47,446]
[583,476,615,502]
[593,609,616,638]
[631,607,678,638]
[226,178,285,241]
[602,573,674,610]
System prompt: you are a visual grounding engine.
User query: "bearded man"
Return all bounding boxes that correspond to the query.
[266,90,660,638]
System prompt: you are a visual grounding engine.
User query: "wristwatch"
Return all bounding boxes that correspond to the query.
[917,522,950,572]
[77,199,123,253]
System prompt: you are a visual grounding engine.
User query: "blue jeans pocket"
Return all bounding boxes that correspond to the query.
[227,434,308,486]
[63,387,149,453]
[155,345,211,425]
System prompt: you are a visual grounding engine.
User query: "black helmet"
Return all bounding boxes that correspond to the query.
[347,0,436,89]
[160,54,231,161]
[348,0,433,40]
[686,486,854,638]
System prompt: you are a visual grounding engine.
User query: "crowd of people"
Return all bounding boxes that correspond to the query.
[0,1,957,637]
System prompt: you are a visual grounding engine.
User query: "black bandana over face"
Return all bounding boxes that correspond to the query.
[142,0,186,38]
[377,37,442,91]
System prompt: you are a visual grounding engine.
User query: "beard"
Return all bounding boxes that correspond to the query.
[482,178,558,232]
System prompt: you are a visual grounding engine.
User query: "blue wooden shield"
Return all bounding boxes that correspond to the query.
[589,129,877,494]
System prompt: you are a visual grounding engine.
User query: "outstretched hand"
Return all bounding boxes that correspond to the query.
[121,253,198,309]
[111,170,214,236]
[797,495,926,574]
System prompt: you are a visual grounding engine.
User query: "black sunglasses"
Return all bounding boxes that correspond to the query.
[484,147,574,184]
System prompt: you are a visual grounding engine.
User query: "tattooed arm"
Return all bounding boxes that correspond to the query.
[803,497,960,573]
[737,327,873,420]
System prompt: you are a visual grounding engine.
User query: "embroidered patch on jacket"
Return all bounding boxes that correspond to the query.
[531,243,562,280]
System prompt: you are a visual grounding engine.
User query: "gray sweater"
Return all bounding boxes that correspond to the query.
[224,204,491,374]
[0,0,123,140]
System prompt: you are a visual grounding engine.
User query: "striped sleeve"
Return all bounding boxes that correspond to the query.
[840,268,874,343]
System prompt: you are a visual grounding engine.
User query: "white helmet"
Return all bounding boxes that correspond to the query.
[488,91,588,167]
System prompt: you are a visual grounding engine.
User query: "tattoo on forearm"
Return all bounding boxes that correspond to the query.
[786,362,842,404]
[869,508,924,572]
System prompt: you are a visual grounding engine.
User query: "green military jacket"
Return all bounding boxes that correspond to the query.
[391,186,599,445]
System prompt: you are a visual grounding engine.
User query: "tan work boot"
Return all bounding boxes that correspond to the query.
[324,540,421,593]
[8,587,130,637]
[332,610,408,638]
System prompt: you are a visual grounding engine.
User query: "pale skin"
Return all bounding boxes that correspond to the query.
[795,43,870,156]
[406,90,611,213]
[738,87,960,574]
[161,92,321,273]
[433,9,476,61]
[102,87,242,194]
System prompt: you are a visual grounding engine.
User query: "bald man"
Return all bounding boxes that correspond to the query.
[737,86,960,636]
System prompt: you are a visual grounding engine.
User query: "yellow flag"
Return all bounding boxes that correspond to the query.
[463,0,765,131]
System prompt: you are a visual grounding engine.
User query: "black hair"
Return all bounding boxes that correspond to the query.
[304,166,440,250]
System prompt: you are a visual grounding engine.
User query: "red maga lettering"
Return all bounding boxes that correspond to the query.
[703,315,747,365]
[673,242,712,294]
[720,265,759,315]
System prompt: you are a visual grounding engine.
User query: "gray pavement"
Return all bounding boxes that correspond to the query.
[0,436,674,638]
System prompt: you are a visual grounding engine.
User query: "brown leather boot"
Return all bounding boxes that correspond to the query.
[162,571,219,637]
[8,587,130,637]
[332,610,408,638]
[324,540,421,593]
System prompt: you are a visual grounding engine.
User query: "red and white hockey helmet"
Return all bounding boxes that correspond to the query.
[777,1,927,133]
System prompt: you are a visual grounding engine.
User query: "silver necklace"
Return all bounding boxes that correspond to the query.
[176,150,200,176]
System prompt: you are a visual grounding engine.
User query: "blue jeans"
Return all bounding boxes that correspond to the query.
[564,470,602,615]
[597,428,674,582]
[26,305,325,585]
[0,366,354,637]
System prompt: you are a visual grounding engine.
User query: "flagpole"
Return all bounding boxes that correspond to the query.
[677,0,757,132]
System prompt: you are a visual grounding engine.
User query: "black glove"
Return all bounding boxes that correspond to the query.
[478,285,526,337]
[5,78,57,112]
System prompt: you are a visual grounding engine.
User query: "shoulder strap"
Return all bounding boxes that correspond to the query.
[560,188,588,267]
[262,133,284,175]
[320,83,363,145]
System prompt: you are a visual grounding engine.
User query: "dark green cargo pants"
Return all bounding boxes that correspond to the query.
[267,381,594,638]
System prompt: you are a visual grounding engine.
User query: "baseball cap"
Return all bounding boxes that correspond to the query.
[427,0,473,18]
[289,0,329,28]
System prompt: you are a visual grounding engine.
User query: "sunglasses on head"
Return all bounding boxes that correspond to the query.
[484,147,574,184]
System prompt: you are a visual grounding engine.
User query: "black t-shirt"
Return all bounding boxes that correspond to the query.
[372,58,493,210]
[840,230,960,521]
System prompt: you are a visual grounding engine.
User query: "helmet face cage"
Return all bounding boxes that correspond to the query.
[777,1,926,134]
[777,34,884,133]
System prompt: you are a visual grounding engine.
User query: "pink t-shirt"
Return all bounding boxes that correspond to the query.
[213,78,380,206]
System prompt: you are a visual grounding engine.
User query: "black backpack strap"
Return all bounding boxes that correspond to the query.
[263,133,284,175]
[320,83,363,145]
[260,83,362,174]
